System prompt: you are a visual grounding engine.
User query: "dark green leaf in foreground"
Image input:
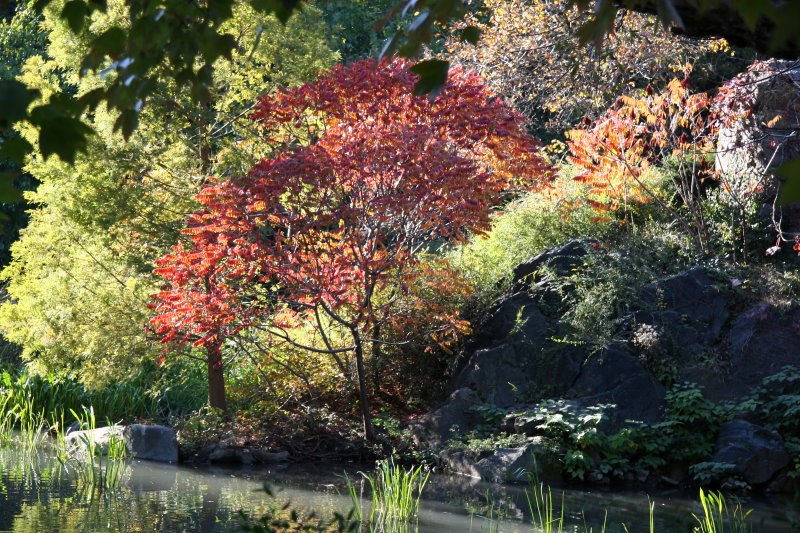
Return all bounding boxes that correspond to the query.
[60,0,89,34]
[410,59,449,98]
[776,158,800,206]
[0,136,34,166]
[0,80,37,130]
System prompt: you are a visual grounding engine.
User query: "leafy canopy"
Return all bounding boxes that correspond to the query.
[150,57,551,351]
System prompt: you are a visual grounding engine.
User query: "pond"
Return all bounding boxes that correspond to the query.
[0,443,796,532]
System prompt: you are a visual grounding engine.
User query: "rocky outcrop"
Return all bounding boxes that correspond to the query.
[712,420,791,486]
[413,240,800,491]
[411,388,482,448]
[123,424,179,463]
[511,240,593,288]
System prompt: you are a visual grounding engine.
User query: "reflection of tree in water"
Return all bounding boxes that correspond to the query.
[199,482,221,533]
[0,446,263,532]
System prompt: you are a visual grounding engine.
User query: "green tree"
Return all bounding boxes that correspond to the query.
[0,0,338,388]
[0,2,46,266]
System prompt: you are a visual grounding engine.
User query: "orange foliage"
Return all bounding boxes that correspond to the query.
[567,69,714,212]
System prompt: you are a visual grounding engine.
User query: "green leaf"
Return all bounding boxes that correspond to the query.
[83,26,127,70]
[61,0,88,34]
[249,0,301,24]
[0,172,23,204]
[460,25,481,45]
[732,0,774,30]
[776,158,800,206]
[0,80,37,129]
[0,136,34,165]
[410,59,449,98]
[35,116,94,163]
[114,109,139,141]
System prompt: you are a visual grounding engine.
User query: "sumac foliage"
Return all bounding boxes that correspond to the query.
[567,70,716,252]
[150,58,550,437]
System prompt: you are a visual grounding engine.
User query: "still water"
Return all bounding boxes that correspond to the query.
[0,444,796,532]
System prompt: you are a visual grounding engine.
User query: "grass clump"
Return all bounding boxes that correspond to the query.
[693,488,752,533]
[65,406,129,495]
[347,458,430,529]
[525,480,565,533]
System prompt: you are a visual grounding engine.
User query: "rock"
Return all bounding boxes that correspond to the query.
[123,424,178,463]
[660,476,680,487]
[65,425,125,455]
[712,420,791,485]
[715,60,800,239]
[441,439,562,485]
[636,268,730,352]
[469,293,549,353]
[453,293,585,408]
[512,240,594,288]
[701,305,800,402]
[252,449,290,464]
[456,344,526,408]
[410,388,482,448]
[65,424,178,463]
[208,446,239,463]
[566,346,665,432]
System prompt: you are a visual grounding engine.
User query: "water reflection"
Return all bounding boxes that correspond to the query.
[0,445,796,532]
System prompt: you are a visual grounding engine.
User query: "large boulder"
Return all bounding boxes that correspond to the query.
[712,420,791,485]
[566,346,666,431]
[699,304,800,401]
[410,388,483,448]
[715,60,800,239]
[123,424,178,463]
[65,425,125,454]
[635,268,730,361]
[453,293,585,408]
[512,240,594,288]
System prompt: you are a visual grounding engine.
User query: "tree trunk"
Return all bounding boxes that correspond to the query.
[207,344,227,412]
[351,328,375,441]
[371,322,383,397]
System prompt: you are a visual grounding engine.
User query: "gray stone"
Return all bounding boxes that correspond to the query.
[715,60,800,239]
[252,449,290,464]
[637,267,730,349]
[712,420,791,485]
[512,240,594,288]
[65,425,124,455]
[410,388,482,448]
[124,424,178,463]
[65,423,178,463]
[567,347,665,431]
[453,293,585,408]
[442,439,562,484]
[470,293,548,352]
[701,306,800,402]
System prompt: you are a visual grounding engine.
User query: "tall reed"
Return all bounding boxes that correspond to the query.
[693,489,752,533]
[347,459,430,529]
[67,406,128,494]
[525,480,564,533]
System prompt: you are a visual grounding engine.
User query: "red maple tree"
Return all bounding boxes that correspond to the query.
[150,58,550,438]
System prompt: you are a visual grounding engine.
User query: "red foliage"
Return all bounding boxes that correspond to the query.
[150,58,550,356]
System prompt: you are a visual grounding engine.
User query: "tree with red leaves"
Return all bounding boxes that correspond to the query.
[150,58,550,439]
